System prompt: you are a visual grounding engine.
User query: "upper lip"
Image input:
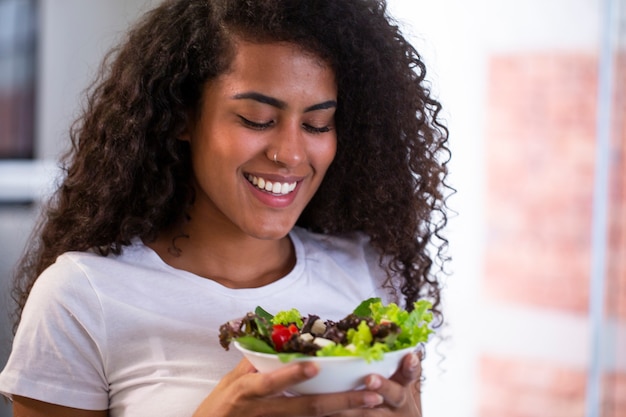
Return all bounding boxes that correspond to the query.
[245,172,304,183]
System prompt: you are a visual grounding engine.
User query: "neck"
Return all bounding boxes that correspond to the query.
[147,223,296,289]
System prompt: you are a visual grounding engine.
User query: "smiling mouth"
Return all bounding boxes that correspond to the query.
[246,174,297,195]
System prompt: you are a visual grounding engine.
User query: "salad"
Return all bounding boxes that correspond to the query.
[219,297,433,362]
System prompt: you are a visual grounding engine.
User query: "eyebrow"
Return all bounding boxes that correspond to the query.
[231,92,337,113]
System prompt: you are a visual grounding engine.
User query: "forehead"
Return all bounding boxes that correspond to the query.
[213,40,337,100]
[229,39,330,69]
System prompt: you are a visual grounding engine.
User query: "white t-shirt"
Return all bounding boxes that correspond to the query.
[0,227,399,416]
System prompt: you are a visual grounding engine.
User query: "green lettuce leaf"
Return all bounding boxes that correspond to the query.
[235,335,277,354]
[368,299,434,349]
[272,308,303,328]
[255,306,274,322]
[353,297,381,317]
[347,320,373,347]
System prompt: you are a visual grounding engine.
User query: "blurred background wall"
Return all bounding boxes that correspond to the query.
[0,1,624,416]
[0,1,161,416]
[391,1,626,416]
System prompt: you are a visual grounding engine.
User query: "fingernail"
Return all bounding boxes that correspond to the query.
[303,362,319,378]
[366,375,382,390]
[409,353,419,370]
[364,392,384,407]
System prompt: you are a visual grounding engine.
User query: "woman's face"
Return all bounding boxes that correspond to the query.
[183,40,337,240]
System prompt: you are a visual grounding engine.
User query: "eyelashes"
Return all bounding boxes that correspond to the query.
[238,116,332,134]
[238,116,274,130]
[305,125,332,134]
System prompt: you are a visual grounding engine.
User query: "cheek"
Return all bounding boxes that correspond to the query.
[189,125,255,163]
[314,135,337,172]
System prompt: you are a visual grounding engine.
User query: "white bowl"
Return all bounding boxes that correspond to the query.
[234,341,417,395]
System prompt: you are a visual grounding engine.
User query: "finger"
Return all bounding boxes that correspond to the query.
[239,361,320,397]
[390,352,421,386]
[235,357,258,374]
[277,390,384,416]
[364,374,406,408]
[220,358,257,386]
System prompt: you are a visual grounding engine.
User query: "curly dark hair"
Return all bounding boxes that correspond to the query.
[12,0,451,331]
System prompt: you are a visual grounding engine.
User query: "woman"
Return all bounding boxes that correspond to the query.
[0,0,450,416]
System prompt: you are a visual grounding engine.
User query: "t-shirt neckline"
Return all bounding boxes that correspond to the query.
[130,230,307,299]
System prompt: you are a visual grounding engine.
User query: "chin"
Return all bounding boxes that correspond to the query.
[254,229,292,241]
[246,221,295,241]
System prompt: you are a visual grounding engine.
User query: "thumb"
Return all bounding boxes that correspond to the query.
[390,352,421,386]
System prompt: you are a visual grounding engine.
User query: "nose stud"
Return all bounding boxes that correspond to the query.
[273,151,278,164]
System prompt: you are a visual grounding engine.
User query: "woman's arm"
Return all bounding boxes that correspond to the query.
[13,396,108,417]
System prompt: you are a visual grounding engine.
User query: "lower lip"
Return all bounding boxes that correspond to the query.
[246,180,300,208]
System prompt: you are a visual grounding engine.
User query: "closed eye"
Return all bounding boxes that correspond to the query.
[303,124,332,134]
[238,115,274,130]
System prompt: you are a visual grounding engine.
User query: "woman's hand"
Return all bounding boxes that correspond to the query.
[330,352,423,417]
[192,358,386,417]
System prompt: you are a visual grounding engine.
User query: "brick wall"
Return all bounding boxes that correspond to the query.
[478,356,626,417]
[478,355,586,417]
[481,52,625,417]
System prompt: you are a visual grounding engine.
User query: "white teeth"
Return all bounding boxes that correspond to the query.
[247,174,296,195]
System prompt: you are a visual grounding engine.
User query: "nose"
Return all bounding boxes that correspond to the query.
[268,121,306,167]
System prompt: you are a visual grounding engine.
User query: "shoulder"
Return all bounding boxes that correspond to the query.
[35,240,151,289]
[24,251,108,324]
[29,242,146,310]
[33,251,101,296]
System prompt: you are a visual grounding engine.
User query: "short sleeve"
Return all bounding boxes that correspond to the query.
[0,255,109,410]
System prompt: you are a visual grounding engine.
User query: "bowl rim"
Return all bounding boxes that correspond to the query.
[233,341,418,362]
